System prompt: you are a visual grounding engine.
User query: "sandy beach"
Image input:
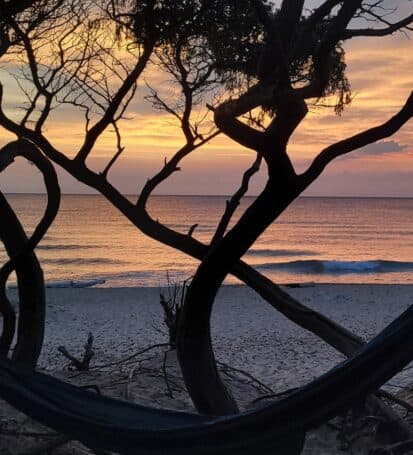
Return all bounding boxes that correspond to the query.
[3,283,413,454]
[15,283,410,387]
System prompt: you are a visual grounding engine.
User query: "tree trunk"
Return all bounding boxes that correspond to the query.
[0,140,60,366]
[0,192,45,368]
[177,175,300,415]
[76,168,408,437]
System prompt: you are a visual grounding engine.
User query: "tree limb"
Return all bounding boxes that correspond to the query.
[0,139,60,360]
[211,154,262,246]
[278,0,305,48]
[74,47,153,163]
[344,13,413,38]
[301,91,413,188]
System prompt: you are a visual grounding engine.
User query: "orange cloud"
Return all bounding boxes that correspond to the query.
[0,23,412,196]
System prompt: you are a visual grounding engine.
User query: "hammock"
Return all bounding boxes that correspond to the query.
[1,304,413,454]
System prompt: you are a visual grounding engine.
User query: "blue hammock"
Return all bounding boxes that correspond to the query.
[1,304,413,454]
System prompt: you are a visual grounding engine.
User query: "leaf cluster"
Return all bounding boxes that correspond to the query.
[129,0,351,112]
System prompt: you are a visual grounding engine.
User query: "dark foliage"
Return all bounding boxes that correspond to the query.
[127,0,350,113]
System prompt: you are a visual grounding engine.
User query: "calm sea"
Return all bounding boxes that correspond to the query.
[2,194,413,287]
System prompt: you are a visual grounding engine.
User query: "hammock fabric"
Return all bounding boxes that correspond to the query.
[1,304,413,454]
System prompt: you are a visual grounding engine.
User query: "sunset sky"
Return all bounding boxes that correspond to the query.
[0,1,412,197]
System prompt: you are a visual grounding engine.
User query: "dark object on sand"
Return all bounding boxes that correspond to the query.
[1,303,413,454]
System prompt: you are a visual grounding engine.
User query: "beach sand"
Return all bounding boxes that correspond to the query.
[2,284,413,453]
[30,284,413,387]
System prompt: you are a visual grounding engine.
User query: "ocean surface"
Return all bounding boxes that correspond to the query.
[2,194,413,287]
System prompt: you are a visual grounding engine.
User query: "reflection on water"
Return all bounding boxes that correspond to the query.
[2,194,413,286]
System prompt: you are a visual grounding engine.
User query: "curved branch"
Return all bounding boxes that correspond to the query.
[301,91,413,188]
[0,140,60,359]
[212,86,307,154]
[344,13,413,38]
[0,192,46,368]
[2,116,409,429]
[212,83,277,151]
[311,0,363,96]
[177,173,301,415]
[101,121,125,178]
[0,83,73,170]
[213,86,307,163]
[214,102,266,151]
[211,154,262,246]
[74,44,154,163]
[308,0,342,21]
[175,88,411,418]
[264,94,308,152]
[8,17,49,96]
[136,131,219,210]
[174,39,194,144]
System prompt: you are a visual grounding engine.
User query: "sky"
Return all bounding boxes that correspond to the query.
[0,1,412,197]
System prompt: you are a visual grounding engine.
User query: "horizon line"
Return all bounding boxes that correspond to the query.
[4,192,413,199]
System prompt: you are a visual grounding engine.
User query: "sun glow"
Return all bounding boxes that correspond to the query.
[0,5,412,196]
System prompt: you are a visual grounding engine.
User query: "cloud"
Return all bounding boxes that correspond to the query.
[303,169,413,198]
[358,140,407,156]
[332,140,409,162]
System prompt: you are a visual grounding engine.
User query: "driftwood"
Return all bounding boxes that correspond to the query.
[58,333,95,371]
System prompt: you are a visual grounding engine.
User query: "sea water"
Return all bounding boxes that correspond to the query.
[2,194,413,287]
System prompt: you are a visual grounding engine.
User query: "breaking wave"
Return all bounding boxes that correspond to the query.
[256,260,413,274]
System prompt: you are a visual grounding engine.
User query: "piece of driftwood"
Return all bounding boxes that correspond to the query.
[58,333,95,371]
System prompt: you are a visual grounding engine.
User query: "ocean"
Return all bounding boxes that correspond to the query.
[2,194,413,287]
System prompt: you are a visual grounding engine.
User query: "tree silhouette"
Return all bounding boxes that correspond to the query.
[0,0,64,367]
[177,1,412,414]
[0,140,60,367]
[0,0,412,430]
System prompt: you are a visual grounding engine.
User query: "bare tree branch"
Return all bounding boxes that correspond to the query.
[137,131,219,211]
[0,139,60,359]
[344,13,413,37]
[301,91,413,188]
[211,154,262,246]
[74,48,154,163]
[101,121,125,178]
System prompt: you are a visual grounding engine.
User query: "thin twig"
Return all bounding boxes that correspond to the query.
[377,389,413,413]
[217,360,273,394]
[90,343,170,371]
[58,332,94,371]
[251,387,299,404]
[210,154,262,246]
[162,349,174,398]
[125,364,139,400]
